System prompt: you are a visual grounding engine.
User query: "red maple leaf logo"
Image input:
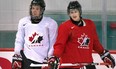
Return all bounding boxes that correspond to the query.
[29,32,38,42]
[78,33,85,44]
[77,33,90,46]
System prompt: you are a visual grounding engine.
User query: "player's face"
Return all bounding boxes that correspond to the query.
[31,5,41,17]
[69,9,80,21]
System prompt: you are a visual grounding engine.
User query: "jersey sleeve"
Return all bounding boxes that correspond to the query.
[53,23,70,57]
[47,19,58,57]
[92,21,104,54]
[14,19,25,55]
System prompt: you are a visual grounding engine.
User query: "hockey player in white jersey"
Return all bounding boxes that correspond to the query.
[12,0,58,69]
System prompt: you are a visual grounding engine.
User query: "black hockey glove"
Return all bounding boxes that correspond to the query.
[12,54,22,69]
[100,49,115,68]
[47,56,59,69]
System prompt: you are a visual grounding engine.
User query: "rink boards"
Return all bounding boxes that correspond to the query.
[0,49,116,69]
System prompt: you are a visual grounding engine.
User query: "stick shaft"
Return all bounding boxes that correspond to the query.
[30,63,110,67]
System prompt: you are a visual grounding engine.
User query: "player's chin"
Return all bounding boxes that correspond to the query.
[73,18,78,21]
[72,17,79,21]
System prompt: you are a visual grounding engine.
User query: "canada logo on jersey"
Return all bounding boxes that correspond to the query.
[77,33,90,49]
[29,32,43,44]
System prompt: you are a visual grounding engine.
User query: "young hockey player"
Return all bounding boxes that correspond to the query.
[48,0,115,69]
[12,0,58,69]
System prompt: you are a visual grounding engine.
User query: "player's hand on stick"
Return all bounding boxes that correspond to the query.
[100,49,115,68]
[41,58,49,69]
[12,54,22,69]
[47,56,59,69]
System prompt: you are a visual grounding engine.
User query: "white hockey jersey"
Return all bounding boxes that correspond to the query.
[14,16,58,63]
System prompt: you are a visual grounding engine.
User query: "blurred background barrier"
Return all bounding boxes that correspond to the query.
[0,49,116,69]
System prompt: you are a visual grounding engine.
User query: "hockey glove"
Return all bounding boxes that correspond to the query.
[48,56,59,69]
[100,49,115,68]
[12,54,22,69]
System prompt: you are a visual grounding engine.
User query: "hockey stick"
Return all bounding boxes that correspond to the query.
[30,62,110,67]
